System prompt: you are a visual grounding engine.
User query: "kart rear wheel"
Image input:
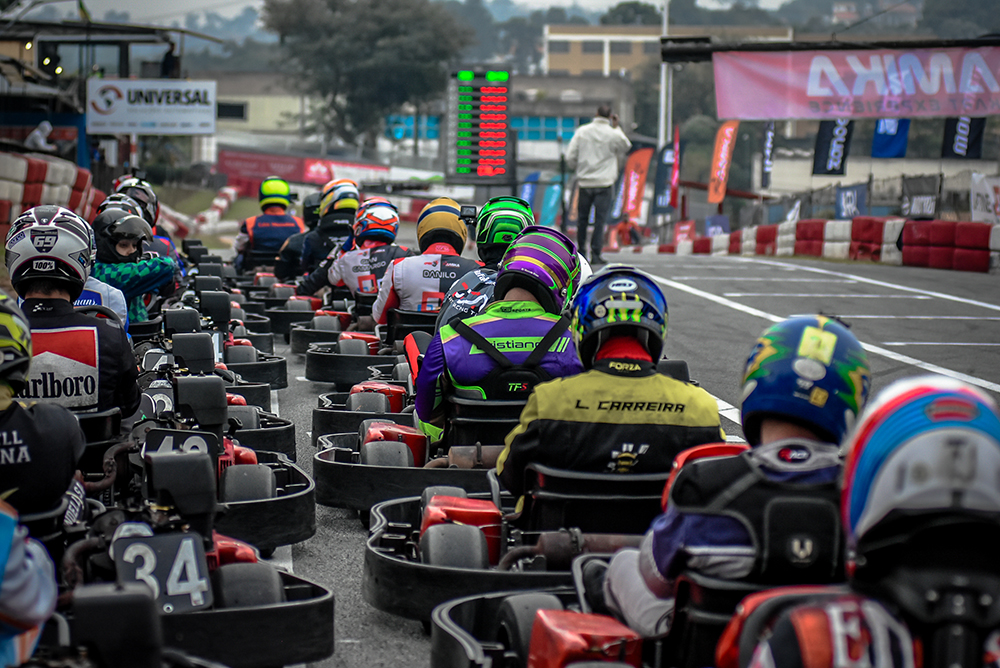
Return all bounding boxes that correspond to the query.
[225,346,257,364]
[495,593,565,668]
[346,392,390,413]
[220,464,277,502]
[337,339,370,355]
[359,440,413,467]
[420,486,467,517]
[212,562,286,609]
[312,316,341,332]
[419,523,489,570]
[228,405,261,430]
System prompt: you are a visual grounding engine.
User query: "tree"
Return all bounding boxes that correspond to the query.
[442,0,498,62]
[600,1,661,25]
[920,0,1000,37]
[262,0,472,146]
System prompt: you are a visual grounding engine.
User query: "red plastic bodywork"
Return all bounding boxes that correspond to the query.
[527,609,642,668]
[314,310,353,331]
[226,393,247,406]
[340,332,382,355]
[419,496,502,565]
[204,531,259,571]
[363,421,427,466]
[351,380,406,413]
[253,272,276,286]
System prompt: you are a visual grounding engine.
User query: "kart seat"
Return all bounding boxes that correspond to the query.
[519,464,669,534]
[384,309,438,348]
[443,396,527,449]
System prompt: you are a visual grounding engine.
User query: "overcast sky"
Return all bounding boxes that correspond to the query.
[53,0,787,25]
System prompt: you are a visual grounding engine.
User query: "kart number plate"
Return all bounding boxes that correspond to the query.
[142,350,175,371]
[114,533,213,614]
[143,428,220,456]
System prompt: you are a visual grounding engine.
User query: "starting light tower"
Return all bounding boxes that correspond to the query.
[445,68,516,185]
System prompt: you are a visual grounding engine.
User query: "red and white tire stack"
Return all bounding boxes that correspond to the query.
[0,151,98,234]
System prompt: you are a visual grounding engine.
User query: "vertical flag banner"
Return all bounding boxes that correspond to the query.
[617,147,655,223]
[836,183,869,218]
[519,172,540,211]
[708,120,740,204]
[813,119,854,176]
[651,145,675,214]
[670,127,681,209]
[942,117,986,159]
[761,121,775,189]
[872,119,909,158]
[901,175,941,217]
[538,176,563,228]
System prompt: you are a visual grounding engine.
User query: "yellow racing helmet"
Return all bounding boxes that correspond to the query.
[320,179,359,216]
[415,198,468,253]
[259,176,291,210]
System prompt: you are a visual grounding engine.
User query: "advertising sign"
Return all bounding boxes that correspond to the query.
[872,118,909,158]
[836,183,869,218]
[87,79,216,135]
[714,47,1000,120]
[651,145,675,214]
[620,147,655,223]
[942,117,986,158]
[970,173,1000,225]
[761,121,775,189]
[708,120,740,204]
[813,119,854,176]
[901,175,940,217]
[673,220,696,243]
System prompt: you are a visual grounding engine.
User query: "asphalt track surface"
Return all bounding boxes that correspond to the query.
[268,242,1000,667]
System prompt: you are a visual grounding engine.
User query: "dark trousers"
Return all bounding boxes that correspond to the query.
[576,186,613,258]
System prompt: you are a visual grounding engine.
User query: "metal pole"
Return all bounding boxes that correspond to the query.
[657,0,670,148]
[559,137,568,233]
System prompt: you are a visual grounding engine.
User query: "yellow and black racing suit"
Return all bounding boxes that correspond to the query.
[497,358,724,498]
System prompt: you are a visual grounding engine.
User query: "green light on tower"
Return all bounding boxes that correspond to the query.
[486,71,509,82]
[457,71,474,81]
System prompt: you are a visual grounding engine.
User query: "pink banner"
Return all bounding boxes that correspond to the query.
[714,47,1000,120]
[621,147,655,224]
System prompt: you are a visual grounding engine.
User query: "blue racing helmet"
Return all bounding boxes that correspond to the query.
[570,265,667,369]
[740,315,871,446]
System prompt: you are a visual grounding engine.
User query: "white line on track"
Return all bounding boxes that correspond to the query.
[741,257,1000,312]
[723,293,932,299]
[709,394,746,443]
[882,342,1000,347]
[649,274,1000,394]
[672,277,857,282]
[791,315,1000,320]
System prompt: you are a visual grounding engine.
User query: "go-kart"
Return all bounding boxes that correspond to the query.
[131,373,315,555]
[288,306,353,355]
[60,448,333,668]
[362,465,667,622]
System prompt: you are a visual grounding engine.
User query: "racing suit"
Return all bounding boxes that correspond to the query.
[275,231,309,282]
[604,439,842,637]
[372,242,482,325]
[91,255,174,323]
[748,593,969,668]
[300,212,353,274]
[327,240,412,299]
[435,266,497,329]
[233,206,306,271]
[0,500,57,666]
[75,276,128,327]
[21,298,141,416]
[497,353,723,499]
[416,300,584,435]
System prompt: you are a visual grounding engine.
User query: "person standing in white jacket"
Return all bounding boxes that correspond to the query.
[565,105,631,265]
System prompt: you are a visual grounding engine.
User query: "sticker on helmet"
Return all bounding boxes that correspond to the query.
[808,387,829,407]
[792,357,827,381]
[925,397,979,422]
[797,326,837,365]
[32,260,55,271]
[608,278,637,292]
[594,304,607,318]
[30,229,57,252]
[778,445,811,463]
[7,231,25,246]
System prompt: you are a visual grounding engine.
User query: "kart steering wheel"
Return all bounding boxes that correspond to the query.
[75,304,125,326]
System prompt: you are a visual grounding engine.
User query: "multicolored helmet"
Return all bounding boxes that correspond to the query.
[0,294,31,393]
[7,209,93,300]
[842,376,1000,557]
[353,201,399,243]
[114,177,159,225]
[741,315,870,447]
[475,196,533,266]
[320,179,359,216]
[494,226,579,315]
[301,192,323,229]
[258,176,292,210]
[96,193,143,220]
[570,265,667,368]
[415,198,467,253]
